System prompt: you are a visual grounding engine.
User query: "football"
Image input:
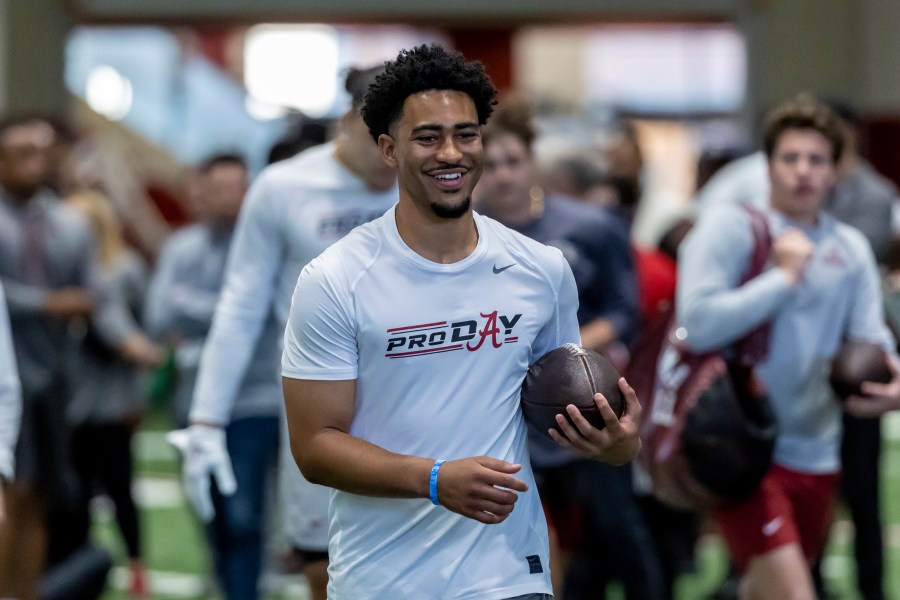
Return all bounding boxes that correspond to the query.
[520,343,625,439]
[829,339,892,400]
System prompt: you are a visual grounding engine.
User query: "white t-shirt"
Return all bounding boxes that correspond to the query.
[283,208,580,600]
[189,142,398,424]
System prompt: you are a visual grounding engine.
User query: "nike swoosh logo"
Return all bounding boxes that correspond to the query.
[493,263,515,274]
[762,516,783,537]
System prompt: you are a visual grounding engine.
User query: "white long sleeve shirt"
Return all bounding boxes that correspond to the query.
[677,204,895,473]
[189,142,397,425]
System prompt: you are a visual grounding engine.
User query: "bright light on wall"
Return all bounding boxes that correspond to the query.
[583,25,746,113]
[244,24,339,118]
[85,65,133,120]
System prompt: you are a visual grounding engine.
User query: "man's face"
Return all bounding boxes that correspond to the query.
[478,131,535,213]
[768,128,837,223]
[206,163,248,223]
[0,121,55,200]
[343,110,397,192]
[378,90,483,220]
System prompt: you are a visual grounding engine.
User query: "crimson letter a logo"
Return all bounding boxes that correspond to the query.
[467,311,502,351]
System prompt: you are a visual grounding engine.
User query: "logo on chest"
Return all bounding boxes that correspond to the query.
[317,210,385,238]
[821,245,847,268]
[385,311,522,358]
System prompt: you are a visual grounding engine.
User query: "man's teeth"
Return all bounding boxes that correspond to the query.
[436,173,461,180]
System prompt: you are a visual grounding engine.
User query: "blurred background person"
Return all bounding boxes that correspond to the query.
[65,189,163,599]
[474,95,662,600]
[177,65,396,600]
[691,98,899,600]
[266,117,332,166]
[145,155,252,430]
[540,121,704,599]
[0,280,22,529]
[694,100,898,262]
[541,150,620,213]
[678,93,896,600]
[145,152,285,600]
[0,114,97,599]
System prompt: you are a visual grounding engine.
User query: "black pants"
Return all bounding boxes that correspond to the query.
[840,413,884,600]
[637,495,700,599]
[71,422,142,560]
[18,382,87,567]
[537,460,666,600]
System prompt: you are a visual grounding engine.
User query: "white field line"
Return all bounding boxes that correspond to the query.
[107,567,311,599]
[883,412,900,441]
[135,430,181,463]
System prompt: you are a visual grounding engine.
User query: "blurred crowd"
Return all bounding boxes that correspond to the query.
[0,55,899,600]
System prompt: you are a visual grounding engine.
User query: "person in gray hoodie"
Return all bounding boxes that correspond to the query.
[677,94,900,600]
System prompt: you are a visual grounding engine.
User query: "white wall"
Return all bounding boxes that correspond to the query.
[759,0,857,104]
[514,26,587,110]
[2,0,71,115]
[859,0,900,111]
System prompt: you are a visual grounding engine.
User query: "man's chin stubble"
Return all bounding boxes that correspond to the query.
[430,196,471,220]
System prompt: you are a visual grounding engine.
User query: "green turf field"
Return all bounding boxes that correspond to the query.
[95,412,900,600]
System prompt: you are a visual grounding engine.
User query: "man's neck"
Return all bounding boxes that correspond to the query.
[484,187,544,230]
[333,138,390,192]
[486,201,534,229]
[394,201,479,264]
[838,153,861,180]
[770,202,820,229]
[0,183,40,206]
[207,217,236,234]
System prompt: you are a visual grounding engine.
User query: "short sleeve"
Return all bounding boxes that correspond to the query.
[531,249,581,361]
[282,254,359,380]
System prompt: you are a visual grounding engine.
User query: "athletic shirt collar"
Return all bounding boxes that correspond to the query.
[768,207,836,242]
[382,206,489,273]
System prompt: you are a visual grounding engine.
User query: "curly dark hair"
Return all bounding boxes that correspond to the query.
[361,44,497,143]
[763,93,844,163]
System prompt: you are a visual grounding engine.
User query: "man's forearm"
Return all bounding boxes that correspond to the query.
[579,318,616,352]
[292,428,432,499]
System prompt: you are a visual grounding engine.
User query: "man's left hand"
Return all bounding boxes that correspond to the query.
[846,353,900,418]
[548,377,642,466]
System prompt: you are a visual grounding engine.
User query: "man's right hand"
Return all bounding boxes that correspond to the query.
[433,457,528,525]
[42,288,95,318]
[120,333,165,368]
[772,228,814,285]
[168,424,237,522]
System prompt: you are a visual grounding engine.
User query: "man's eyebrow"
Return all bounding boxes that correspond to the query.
[410,122,479,134]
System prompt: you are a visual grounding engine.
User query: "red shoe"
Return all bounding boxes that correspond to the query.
[128,560,150,599]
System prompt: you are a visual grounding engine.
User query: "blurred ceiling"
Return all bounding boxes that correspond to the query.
[72,0,745,26]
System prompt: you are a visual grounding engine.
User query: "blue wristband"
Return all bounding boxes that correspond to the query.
[429,459,446,506]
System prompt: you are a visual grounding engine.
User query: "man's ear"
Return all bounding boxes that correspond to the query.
[378,134,398,168]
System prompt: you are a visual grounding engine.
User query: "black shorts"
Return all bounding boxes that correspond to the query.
[292,547,329,565]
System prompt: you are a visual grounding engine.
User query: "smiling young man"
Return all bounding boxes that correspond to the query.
[676,94,900,599]
[280,44,642,600]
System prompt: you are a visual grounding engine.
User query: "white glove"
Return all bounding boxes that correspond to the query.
[167,425,237,522]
